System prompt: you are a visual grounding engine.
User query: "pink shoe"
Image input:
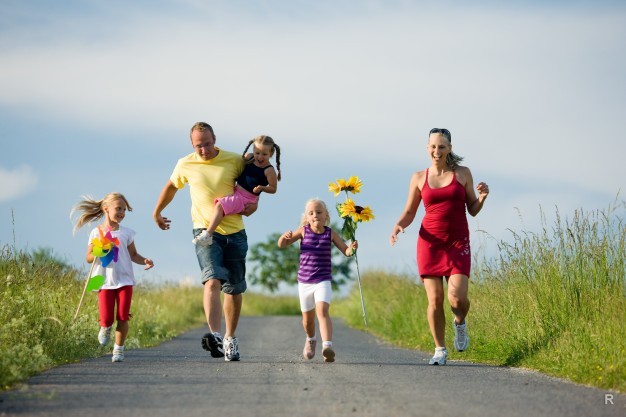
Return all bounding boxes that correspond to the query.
[303,338,316,360]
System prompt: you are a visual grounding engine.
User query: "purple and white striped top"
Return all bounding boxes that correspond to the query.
[297,225,332,284]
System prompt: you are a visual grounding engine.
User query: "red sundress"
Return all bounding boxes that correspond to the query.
[417,169,471,278]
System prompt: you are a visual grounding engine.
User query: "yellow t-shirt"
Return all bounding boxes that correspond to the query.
[170,148,245,234]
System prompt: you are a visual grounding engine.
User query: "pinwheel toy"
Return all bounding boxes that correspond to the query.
[91,227,120,267]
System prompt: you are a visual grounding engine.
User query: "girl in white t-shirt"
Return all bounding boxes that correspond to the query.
[71,192,154,363]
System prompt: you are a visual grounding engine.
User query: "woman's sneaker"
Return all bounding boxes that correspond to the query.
[453,320,469,352]
[98,326,112,346]
[429,348,448,365]
[303,338,316,360]
[224,337,240,362]
[192,230,213,246]
[201,332,224,358]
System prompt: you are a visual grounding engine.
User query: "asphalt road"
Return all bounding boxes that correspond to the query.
[1,316,623,417]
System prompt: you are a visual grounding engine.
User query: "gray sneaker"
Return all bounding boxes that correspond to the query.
[201,332,224,358]
[112,348,124,363]
[98,326,112,347]
[429,348,448,365]
[453,320,469,352]
[224,336,240,362]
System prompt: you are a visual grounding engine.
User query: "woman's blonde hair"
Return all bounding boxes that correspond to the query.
[70,192,132,233]
[300,198,330,227]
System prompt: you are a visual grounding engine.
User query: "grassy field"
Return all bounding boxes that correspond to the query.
[0,244,301,389]
[335,203,625,392]
[1,202,624,392]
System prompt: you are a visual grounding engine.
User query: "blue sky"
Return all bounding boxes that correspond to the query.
[1,0,625,290]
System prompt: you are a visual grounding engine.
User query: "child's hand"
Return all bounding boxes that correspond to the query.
[348,240,358,256]
[282,230,293,240]
[144,259,154,270]
[253,185,264,193]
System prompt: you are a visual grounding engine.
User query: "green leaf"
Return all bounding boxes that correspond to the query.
[341,217,358,241]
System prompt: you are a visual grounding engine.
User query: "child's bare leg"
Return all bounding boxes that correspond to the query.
[316,302,335,362]
[207,201,226,235]
[115,320,129,346]
[302,309,316,337]
[315,302,332,342]
[302,309,317,359]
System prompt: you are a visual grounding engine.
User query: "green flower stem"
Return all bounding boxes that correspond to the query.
[353,251,368,326]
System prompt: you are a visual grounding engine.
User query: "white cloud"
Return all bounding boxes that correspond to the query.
[0,165,38,203]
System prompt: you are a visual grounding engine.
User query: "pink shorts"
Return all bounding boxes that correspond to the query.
[215,185,259,216]
[98,285,133,327]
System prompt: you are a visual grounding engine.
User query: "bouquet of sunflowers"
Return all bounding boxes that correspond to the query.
[328,176,374,325]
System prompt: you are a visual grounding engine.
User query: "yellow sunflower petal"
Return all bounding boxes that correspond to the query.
[338,199,356,218]
[346,176,363,194]
[328,182,342,196]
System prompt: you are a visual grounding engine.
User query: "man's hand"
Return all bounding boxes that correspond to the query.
[154,213,172,230]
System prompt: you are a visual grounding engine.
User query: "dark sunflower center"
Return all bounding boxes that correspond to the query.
[355,206,364,214]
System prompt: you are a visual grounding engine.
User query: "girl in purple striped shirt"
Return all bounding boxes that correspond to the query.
[278,198,357,362]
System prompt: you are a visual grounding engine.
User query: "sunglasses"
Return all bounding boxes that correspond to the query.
[429,128,450,136]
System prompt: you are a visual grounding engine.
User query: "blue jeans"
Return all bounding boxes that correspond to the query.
[193,229,248,295]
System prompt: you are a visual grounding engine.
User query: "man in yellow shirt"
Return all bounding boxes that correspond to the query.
[153,122,256,362]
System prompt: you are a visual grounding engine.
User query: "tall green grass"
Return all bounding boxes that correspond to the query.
[0,244,300,389]
[335,202,625,392]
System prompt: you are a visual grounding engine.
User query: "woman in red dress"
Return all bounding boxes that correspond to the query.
[390,128,489,365]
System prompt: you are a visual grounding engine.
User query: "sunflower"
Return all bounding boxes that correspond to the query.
[328,176,363,196]
[338,199,375,223]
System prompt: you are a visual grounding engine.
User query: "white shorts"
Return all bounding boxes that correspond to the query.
[298,281,332,312]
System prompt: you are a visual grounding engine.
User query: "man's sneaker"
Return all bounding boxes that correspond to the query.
[322,345,335,363]
[201,332,224,358]
[224,336,240,362]
[192,230,213,246]
[98,326,112,347]
[112,348,124,363]
[453,320,469,352]
[429,348,448,365]
[303,338,316,360]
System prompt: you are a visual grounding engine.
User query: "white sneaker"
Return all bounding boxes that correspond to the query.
[453,320,469,352]
[224,337,240,362]
[192,230,213,246]
[112,348,124,362]
[429,348,448,365]
[98,326,112,346]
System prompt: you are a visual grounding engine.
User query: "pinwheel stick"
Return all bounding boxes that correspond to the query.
[74,259,97,321]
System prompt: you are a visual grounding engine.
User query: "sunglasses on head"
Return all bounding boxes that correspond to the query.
[429,128,450,136]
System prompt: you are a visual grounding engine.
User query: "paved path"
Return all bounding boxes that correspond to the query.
[1,316,623,417]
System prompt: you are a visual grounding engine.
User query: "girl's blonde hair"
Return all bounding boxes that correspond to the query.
[242,135,282,181]
[300,198,331,227]
[70,192,132,233]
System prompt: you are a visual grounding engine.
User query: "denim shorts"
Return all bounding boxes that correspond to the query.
[193,228,248,295]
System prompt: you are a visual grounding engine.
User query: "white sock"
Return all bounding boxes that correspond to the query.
[114,344,124,351]
[307,336,316,341]
[323,341,333,348]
